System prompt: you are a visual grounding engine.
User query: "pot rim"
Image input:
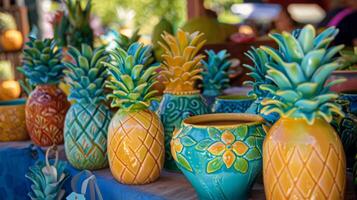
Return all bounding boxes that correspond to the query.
[216,95,255,101]
[183,113,264,128]
[0,98,26,107]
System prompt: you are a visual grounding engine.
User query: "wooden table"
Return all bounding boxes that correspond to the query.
[1,141,356,200]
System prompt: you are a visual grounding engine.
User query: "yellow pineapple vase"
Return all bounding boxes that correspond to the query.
[158,30,210,171]
[105,42,165,184]
[0,99,29,141]
[258,25,346,199]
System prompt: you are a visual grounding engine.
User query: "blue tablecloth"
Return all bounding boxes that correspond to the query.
[0,142,197,200]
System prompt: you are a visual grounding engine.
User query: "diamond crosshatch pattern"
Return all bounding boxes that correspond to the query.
[264,141,346,199]
[108,110,164,184]
[65,103,111,169]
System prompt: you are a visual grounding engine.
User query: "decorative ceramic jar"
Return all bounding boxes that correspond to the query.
[212,95,254,113]
[0,98,28,141]
[105,43,164,184]
[26,84,70,146]
[63,45,111,170]
[158,30,210,171]
[158,91,210,170]
[259,25,346,199]
[340,92,357,115]
[171,113,266,200]
[19,37,70,146]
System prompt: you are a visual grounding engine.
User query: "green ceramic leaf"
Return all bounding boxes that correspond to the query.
[245,147,261,160]
[234,157,249,173]
[177,154,193,172]
[235,125,248,139]
[245,136,256,147]
[208,128,221,141]
[180,136,197,147]
[195,139,213,151]
[206,157,224,173]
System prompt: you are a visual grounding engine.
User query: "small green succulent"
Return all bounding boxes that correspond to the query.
[201,49,231,97]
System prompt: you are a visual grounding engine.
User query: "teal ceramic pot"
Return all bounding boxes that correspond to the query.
[171,113,266,200]
[340,92,357,115]
[332,100,357,169]
[158,91,210,171]
[212,95,254,113]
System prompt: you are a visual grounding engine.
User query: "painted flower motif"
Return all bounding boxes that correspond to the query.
[207,130,249,169]
[170,129,183,162]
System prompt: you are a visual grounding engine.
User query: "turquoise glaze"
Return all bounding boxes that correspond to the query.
[0,98,26,106]
[212,95,254,113]
[158,91,210,171]
[340,92,357,115]
[171,114,266,200]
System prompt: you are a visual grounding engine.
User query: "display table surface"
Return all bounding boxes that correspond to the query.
[1,141,356,200]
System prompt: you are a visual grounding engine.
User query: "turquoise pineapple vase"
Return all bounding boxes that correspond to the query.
[158,91,210,171]
[170,114,266,200]
[64,103,112,170]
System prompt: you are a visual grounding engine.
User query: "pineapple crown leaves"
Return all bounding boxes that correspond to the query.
[159,29,206,92]
[19,37,64,85]
[201,49,231,96]
[259,24,345,124]
[243,47,275,98]
[25,160,69,200]
[337,47,357,70]
[65,0,91,29]
[63,44,109,104]
[115,29,141,51]
[104,42,159,111]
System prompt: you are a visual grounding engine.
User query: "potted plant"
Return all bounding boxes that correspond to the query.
[201,49,231,106]
[260,25,346,199]
[63,44,111,170]
[171,113,266,199]
[18,37,70,146]
[104,42,164,184]
[157,30,210,171]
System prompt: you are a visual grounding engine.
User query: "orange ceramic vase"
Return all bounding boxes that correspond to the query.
[263,117,346,200]
[26,84,70,146]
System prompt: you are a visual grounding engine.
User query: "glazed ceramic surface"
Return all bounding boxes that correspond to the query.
[329,70,357,92]
[340,92,357,115]
[264,117,346,199]
[245,97,280,125]
[158,91,210,171]
[212,95,254,113]
[171,113,266,200]
[64,103,111,170]
[0,98,28,141]
[26,85,70,146]
[108,109,164,184]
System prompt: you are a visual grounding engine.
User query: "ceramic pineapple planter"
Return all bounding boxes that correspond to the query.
[63,45,111,170]
[259,25,346,199]
[212,95,255,113]
[105,42,164,184]
[158,30,210,171]
[201,50,231,106]
[26,84,70,146]
[171,113,266,200]
[19,37,70,146]
[0,99,28,141]
[243,48,279,124]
